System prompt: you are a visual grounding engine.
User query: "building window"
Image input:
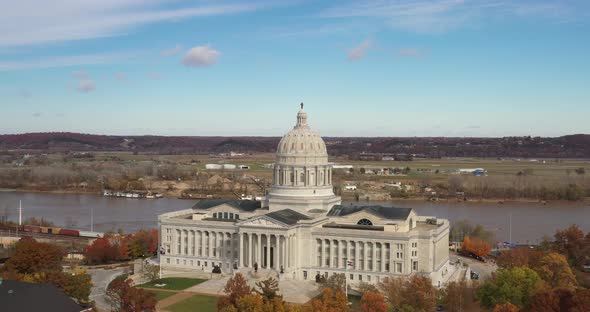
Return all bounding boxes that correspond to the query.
[359,275,362,281]
[176,259,179,264]
[412,250,417,257]
[229,213,234,219]
[385,263,390,272]
[205,262,208,267]
[357,218,373,226]
[396,263,402,273]
[412,242,417,248]
[413,261,418,272]
[224,212,229,219]
[213,213,217,218]
[368,275,371,282]
[166,258,170,264]
[396,252,403,259]
[197,261,201,266]
[190,260,193,266]
[300,172,305,183]
[303,271,308,280]
[350,274,354,280]
[235,214,240,219]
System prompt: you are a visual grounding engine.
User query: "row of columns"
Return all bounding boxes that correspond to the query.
[170,229,297,272]
[316,239,396,273]
[237,232,296,271]
[274,165,331,187]
[174,229,237,264]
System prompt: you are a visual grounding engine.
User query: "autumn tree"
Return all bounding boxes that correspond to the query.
[3,237,64,274]
[83,237,122,264]
[462,236,491,257]
[236,294,264,312]
[496,248,543,269]
[535,252,577,290]
[320,273,346,292]
[142,263,160,282]
[493,302,520,312]
[255,277,281,302]
[219,273,253,310]
[442,279,469,312]
[552,225,589,269]
[476,267,542,309]
[307,287,348,312]
[379,275,437,312]
[127,229,159,259]
[360,291,386,312]
[106,277,156,312]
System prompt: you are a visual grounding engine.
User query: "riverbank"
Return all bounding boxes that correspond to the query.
[4,187,589,205]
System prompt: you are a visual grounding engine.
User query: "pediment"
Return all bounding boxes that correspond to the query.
[240,216,286,228]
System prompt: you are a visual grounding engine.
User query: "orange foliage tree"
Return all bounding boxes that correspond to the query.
[360,291,386,312]
[307,288,349,312]
[493,303,520,312]
[462,236,491,257]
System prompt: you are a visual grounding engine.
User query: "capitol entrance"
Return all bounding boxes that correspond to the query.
[263,246,274,268]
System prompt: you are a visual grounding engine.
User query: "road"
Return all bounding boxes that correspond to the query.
[450,252,497,282]
[88,267,129,311]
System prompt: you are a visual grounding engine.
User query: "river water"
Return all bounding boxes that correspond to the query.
[0,191,588,244]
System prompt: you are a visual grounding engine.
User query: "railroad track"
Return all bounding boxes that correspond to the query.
[0,229,93,242]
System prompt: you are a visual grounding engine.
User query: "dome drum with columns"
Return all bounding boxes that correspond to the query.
[265,103,341,213]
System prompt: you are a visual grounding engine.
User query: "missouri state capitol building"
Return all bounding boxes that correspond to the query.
[158,105,451,286]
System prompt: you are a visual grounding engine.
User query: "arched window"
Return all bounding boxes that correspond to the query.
[357,218,373,226]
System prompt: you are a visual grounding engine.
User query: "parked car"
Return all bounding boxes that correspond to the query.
[470,271,480,280]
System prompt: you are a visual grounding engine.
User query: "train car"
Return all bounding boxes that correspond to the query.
[24,225,41,233]
[59,229,80,237]
[79,231,104,238]
[47,227,61,235]
[40,227,49,234]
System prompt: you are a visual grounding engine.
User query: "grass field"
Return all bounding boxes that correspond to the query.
[168,294,218,312]
[148,290,176,301]
[138,277,206,291]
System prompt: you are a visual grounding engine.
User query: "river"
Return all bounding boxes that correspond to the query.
[0,191,588,244]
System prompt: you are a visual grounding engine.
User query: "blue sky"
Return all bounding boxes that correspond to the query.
[1,0,589,137]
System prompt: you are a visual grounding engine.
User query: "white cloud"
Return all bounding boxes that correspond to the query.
[0,1,268,47]
[72,70,89,79]
[182,46,220,67]
[114,72,127,81]
[147,72,163,80]
[76,79,96,93]
[72,69,95,92]
[347,40,371,61]
[161,44,183,56]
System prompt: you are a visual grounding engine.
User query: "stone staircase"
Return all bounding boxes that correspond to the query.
[236,267,279,281]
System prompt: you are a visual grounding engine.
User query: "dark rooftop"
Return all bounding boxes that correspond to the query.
[193,199,262,212]
[323,223,384,231]
[0,280,85,312]
[265,209,313,225]
[327,204,412,220]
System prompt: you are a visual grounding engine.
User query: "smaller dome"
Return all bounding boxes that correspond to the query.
[276,104,327,158]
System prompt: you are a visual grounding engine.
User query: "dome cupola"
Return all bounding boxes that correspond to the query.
[266,104,341,214]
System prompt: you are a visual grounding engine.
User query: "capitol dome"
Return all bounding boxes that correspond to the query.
[266,104,341,214]
[276,106,328,161]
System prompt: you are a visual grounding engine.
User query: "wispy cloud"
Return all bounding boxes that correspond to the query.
[0,52,138,71]
[319,0,584,33]
[396,47,426,58]
[182,45,220,67]
[114,72,127,81]
[0,1,269,47]
[347,40,371,61]
[161,44,183,56]
[72,70,96,93]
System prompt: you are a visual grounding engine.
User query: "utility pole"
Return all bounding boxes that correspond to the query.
[19,200,22,226]
[90,207,94,232]
[509,213,512,244]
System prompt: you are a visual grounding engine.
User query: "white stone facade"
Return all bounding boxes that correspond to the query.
[158,105,450,286]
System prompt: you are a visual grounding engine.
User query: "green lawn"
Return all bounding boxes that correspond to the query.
[148,290,176,301]
[168,294,218,312]
[138,278,206,290]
